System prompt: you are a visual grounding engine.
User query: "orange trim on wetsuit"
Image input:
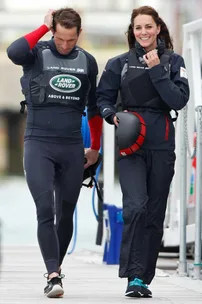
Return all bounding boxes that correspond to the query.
[88,115,103,150]
[24,25,49,49]
[165,116,169,141]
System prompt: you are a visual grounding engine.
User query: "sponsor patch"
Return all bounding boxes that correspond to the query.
[49,74,81,93]
[180,67,187,79]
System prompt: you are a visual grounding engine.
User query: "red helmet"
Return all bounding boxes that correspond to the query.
[115,111,146,156]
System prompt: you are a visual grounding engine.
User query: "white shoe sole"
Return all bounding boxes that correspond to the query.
[45,284,64,298]
[125,291,143,297]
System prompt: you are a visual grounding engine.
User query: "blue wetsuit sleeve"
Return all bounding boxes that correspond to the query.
[7,37,35,66]
[148,54,190,110]
[96,57,122,124]
[85,53,103,150]
[7,25,50,66]
[85,53,99,120]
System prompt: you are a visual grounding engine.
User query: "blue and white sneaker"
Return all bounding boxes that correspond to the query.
[125,278,152,298]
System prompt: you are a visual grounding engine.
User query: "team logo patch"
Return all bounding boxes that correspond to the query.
[49,74,81,93]
[180,67,187,79]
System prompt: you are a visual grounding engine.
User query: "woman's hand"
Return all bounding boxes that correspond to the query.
[113,110,128,127]
[113,116,119,127]
[143,50,160,68]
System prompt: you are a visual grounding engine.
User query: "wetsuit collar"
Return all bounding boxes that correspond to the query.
[134,38,166,58]
[48,37,77,56]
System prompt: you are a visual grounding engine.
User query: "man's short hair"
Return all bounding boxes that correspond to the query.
[53,8,81,34]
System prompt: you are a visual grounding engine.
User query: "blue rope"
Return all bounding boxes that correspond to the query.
[92,144,103,221]
[81,109,91,148]
[68,110,102,254]
[68,109,90,254]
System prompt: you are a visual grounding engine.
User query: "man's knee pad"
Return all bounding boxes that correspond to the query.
[35,190,54,224]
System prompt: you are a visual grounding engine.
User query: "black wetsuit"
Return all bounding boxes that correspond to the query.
[7,33,101,274]
[97,42,189,284]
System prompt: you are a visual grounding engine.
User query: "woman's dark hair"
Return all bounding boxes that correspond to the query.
[126,6,173,50]
[52,7,81,34]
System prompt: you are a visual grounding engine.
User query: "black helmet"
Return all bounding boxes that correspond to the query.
[115,111,146,156]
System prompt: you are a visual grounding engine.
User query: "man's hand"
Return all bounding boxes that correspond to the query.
[44,9,55,30]
[84,148,99,169]
[143,50,160,68]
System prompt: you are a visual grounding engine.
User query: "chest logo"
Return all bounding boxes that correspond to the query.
[49,74,81,93]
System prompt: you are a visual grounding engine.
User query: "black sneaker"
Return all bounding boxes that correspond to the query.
[125,278,152,298]
[44,275,64,298]
[141,284,152,298]
[125,278,143,297]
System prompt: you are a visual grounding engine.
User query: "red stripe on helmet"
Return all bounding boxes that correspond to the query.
[119,111,146,156]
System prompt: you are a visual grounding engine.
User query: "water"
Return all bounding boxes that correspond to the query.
[0,176,122,253]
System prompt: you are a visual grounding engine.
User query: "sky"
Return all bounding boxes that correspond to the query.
[5,0,76,10]
[4,0,160,11]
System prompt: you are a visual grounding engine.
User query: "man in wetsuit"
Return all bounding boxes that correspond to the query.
[7,7,103,298]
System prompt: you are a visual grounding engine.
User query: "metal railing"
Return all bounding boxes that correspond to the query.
[178,19,202,280]
[179,105,202,279]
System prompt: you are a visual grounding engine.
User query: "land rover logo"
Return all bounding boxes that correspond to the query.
[49,75,81,93]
